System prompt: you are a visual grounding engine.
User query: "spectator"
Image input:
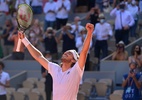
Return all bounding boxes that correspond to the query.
[139,0,142,13]
[41,51,53,100]
[43,0,56,31]
[42,27,58,60]
[0,0,10,15]
[76,27,92,71]
[86,6,100,53]
[15,0,30,9]
[28,30,44,54]
[0,61,10,100]
[11,9,18,28]
[86,5,100,27]
[122,62,142,100]
[71,16,84,39]
[112,41,128,60]
[30,0,43,14]
[126,0,139,41]
[30,19,43,37]
[128,44,142,73]
[110,2,134,45]
[8,27,25,60]
[55,0,71,29]
[93,13,113,60]
[29,19,44,53]
[0,19,14,57]
[58,23,77,53]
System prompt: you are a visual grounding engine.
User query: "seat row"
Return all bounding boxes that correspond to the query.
[77,78,113,100]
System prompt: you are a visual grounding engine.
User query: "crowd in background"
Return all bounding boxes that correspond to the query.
[0,0,141,71]
[0,0,142,100]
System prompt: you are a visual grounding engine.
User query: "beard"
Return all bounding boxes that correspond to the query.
[61,56,71,63]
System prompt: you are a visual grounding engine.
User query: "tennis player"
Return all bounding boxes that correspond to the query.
[18,23,94,100]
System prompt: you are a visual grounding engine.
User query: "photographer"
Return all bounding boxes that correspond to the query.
[86,5,100,27]
[110,2,134,45]
[112,41,128,60]
[42,27,58,60]
[0,19,14,57]
[58,23,77,53]
[122,62,142,100]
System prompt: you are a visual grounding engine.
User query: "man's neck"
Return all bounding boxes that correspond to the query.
[61,63,71,72]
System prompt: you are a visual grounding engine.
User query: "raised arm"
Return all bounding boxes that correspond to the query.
[78,23,94,70]
[18,31,49,70]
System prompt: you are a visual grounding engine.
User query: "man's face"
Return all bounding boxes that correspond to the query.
[61,51,74,63]
[74,17,80,25]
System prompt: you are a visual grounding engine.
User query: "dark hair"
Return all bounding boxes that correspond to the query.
[0,61,5,69]
[119,4,125,9]
[129,62,137,68]
[131,44,141,55]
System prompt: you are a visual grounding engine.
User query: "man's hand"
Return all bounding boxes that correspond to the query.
[18,31,25,39]
[86,23,94,34]
[130,72,135,78]
[123,25,129,30]
[102,34,109,38]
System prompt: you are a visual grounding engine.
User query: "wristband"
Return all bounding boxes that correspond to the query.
[21,37,31,47]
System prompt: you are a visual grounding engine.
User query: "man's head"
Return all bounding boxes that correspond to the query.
[131,0,136,5]
[74,16,81,25]
[64,23,72,31]
[61,50,79,67]
[46,27,54,37]
[99,13,105,24]
[119,3,126,11]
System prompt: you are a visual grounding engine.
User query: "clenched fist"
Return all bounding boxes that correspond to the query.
[86,23,94,34]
